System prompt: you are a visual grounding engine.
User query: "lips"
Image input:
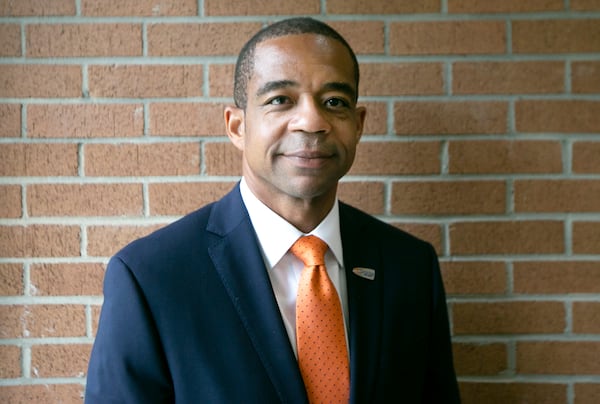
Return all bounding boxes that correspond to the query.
[282,149,335,168]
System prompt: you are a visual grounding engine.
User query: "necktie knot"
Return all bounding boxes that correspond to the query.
[291,235,328,267]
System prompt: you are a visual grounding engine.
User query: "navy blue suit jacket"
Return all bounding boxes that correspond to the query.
[85,185,460,403]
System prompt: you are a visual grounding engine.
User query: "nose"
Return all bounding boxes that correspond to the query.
[289,96,331,134]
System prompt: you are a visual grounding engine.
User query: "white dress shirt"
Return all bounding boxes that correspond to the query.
[239,178,349,356]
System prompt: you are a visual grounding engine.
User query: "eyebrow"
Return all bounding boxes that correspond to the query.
[255,80,357,101]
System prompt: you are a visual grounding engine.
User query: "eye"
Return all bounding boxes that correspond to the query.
[266,95,291,106]
[324,97,350,108]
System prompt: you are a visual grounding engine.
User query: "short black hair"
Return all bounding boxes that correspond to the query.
[233,17,359,110]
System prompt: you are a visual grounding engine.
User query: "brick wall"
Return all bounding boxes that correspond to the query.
[1,1,599,403]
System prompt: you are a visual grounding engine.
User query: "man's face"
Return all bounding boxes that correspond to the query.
[226,33,366,208]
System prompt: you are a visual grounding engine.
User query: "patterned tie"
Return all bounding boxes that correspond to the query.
[291,235,350,403]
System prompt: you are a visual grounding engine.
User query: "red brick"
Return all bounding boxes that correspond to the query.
[0,345,20,378]
[514,261,600,294]
[0,225,80,258]
[92,305,101,336]
[395,101,507,135]
[204,0,319,15]
[0,104,21,137]
[573,222,600,254]
[85,143,200,176]
[337,181,384,215]
[0,65,81,98]
[360,63,443,96]
[329,21,385,55]
[513,19,600,54]
[0,24,20,56]
[28,183,143,217]
[82,0,197,16]
[515,180,600,213]
[391,180,505,215]
[450,221,564,255]
[440,261,507,295]
[390,21,506,55]
[573,302,600,334]
[204,142,242,176]
[0,185,22,218]
[0,305,22,338]
[0,144,78,176]
[516,100,600,133]
[449,0,564,13]
[572,0,600,10]
[327,0,439,13]
[149,182,234,215]
[0,264,23,295]
[27,24,141,57]
[0,385,84,404]
[88,65,202,98]
[572,61,600,94]
[459,382,567,404]
[575,383,600,404]
[25,305,86,337]
[573,142,600,173]
[351,141,440,175]
[453,301,565,335]
[86,225,163,257]
[448,140,562,174]
[517,342,600,374]
[30,263,105,296]
[209,64,234,98]
[150,103,225,136]
[453,343,507,375]
[30,344,91,378]
[148,23,260,56]
[392,223,442,253]
[0,0,76,16]
[28,104,144,138]
[453,61,564,94]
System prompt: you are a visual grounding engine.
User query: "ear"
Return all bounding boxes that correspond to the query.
[224,105,245,151]
[354,105,367,142]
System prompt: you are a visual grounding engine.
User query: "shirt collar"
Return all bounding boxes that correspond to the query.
[239,178,344,269]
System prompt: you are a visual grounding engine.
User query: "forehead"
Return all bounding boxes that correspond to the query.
[249,34,356,91]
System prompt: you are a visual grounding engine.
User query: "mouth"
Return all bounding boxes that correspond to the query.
[282,150,335,168]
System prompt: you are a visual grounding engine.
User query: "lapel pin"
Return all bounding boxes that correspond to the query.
[352,267,375,281]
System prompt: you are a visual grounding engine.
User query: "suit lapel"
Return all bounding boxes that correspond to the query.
[340,203,383,404]
[206,186,307,403]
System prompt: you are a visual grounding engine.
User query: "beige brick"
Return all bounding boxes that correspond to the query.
[360,102,387,135]
[0,305,23,338]
[203,142,242,176]
[23,305,86,338]
[148,23,260,56]
[30,263,105,296]
[150,103,226,136]
[516,100,600,133]
[337,181,384,215]
[395,101,507,135]
[448,0,564,13]
[0,225,80,258]
[327,0,439,13]
[27,183,143,217]
[514,261,600,294]
[0,65,81,98]
[82,0,197,16]
[30,344,91,378]
[28,104,144,138]
[88,65,202,98]
[350,141,440,175]
[0,264,23,295]
[0,144,78,176]
[441,261,507,295]
[449,140,562,174]
[453,301,565,334]
[450,221,564,255]
[149,182,234,215]
[86,225,163,257]
[515,180,600,213]
[513,19,600,53]
[204,0,319,15]
[0,24,20,56]
[0,346,21,378]
[453,61,564,94]
[0,104,21,137]
[329,21,385,55]
[208,64,234,98]
[0,0,76,16]
[517,342,600,374]
[85,143,200,176]
[360,63,443,96]
[391,180,506,215]
[390,21,506,55]
[27,24,141,57]
[0,185,22,218]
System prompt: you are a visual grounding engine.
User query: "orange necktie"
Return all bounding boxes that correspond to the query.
[291,235,350,403]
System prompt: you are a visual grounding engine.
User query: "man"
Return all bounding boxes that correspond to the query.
[85,17,460,403]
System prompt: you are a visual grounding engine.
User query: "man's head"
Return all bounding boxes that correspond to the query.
[233,17,359,110]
